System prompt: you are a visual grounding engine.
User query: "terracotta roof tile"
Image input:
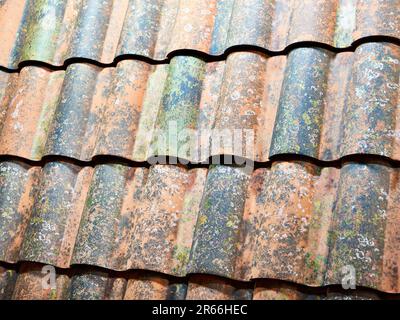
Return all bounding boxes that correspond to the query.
[124,275,187,300]
[11,262,187,300]
[190,162,400,293]
[186,275,253,300]
[1,161,400,292]
[253,280,391,300]
[6,262,400,300]
[12,263,71,300]
[0,263,17,299]
[1,0,400,301]
[0,42,399,162]
[0,0,399,68]
[253,280,322,300]
[0,161,207,272]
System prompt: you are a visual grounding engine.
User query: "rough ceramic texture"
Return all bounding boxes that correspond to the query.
[10,262,187,300]
[0,162,208,276]
[186,275,252,300]
[0,264,17,299]
[0,43,399,163]
[0,0,399,68]
[8,263,400,300]
[1,161,400,293]
[12,263,71,300]
[252,280,392,300]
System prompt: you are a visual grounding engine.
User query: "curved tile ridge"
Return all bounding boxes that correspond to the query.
[0,161,207,272]
[252,279,398,300]
[0,0,399,68]
[0,42,399,163]
[12,263,251,300]
[192,163,400,292]
[11,262,187,300]
[1,161,400,293]
[9,262,397,300]
[11,262,250,300]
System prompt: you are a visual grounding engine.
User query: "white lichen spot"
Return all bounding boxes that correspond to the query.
[231,90,241,101]
[11,100,22,119]
[184,24,193,32]
[13,122,23,131]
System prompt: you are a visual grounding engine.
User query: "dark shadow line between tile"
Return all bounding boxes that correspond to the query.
[0,153,399,169]
[0,35,399,73]
[0,261,20,271]
[4,261,400,299]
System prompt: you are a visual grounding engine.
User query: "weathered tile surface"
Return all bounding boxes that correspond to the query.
[186,275,253,300]
[0,42,399,163]
[10,262,187,300]
[6,262,400,300]
[0,0,399,68]
[1,0,400,301]
[1,161,400,293]
[0,162,208,276]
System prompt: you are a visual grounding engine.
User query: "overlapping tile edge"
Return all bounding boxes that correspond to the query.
[2,262,400,300]
[0,42,399,163]
[0,0,399,69]
[1,0,400,301]
[1,161,400,293]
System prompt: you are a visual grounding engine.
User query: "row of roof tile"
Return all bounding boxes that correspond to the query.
[1,161,400,292]
[0,0,399,69]
[0,42,399,163]
[2,262,399,300]
[1,0,400,301]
